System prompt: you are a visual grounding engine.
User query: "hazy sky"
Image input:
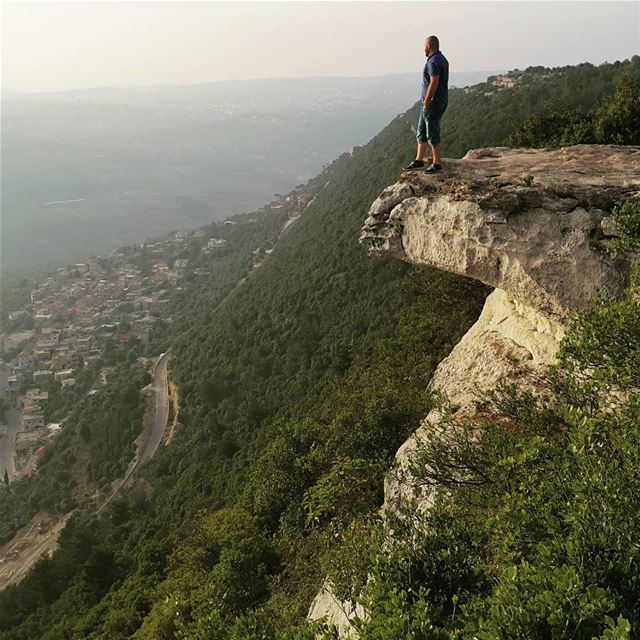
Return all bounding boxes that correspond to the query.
[1,0,639,93]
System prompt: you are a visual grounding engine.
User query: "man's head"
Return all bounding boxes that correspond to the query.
[424,35,440,57]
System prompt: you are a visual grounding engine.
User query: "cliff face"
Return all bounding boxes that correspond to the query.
[360,144,638,510]
[309,145,639,631]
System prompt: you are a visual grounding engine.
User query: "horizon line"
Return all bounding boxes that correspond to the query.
[1,68,510,96]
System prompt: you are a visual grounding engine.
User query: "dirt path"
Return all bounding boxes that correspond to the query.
[0,512,72,591]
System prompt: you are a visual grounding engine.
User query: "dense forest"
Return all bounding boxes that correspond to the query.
[0,58,638,639]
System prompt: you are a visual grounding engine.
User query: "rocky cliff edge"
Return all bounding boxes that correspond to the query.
[360,145,639,320]
[360,144,639,510]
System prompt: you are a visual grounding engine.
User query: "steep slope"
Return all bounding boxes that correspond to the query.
[1,60,637,639]
[0,81,489,640]
[309,144,638,631]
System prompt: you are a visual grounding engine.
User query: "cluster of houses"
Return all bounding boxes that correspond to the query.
[0,226,235,411]
[459,70,527,97]
[0,231,209,477]
[14,386,62,476]
[1,189,311,479]
[270,189,312,210]
[202,237,226,255]
[486,71,524,89]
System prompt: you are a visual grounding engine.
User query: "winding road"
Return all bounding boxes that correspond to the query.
[97,351,170,512]
[0,353,172,589]
[123,352,170,487]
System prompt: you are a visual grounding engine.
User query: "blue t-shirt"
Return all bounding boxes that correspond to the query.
[421,51,449,106]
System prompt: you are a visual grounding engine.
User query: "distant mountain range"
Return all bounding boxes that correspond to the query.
[1,71,496,274]
[2,71,494,109]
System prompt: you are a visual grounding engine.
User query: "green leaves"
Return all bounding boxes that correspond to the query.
[610,200,640,255]
[506,67,640,149]
[594,72,640,145]
[506,100,596,148]
[355,258,640,637]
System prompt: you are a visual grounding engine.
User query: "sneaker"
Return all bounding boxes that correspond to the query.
[404,159,425,170]
[425,163,442,173]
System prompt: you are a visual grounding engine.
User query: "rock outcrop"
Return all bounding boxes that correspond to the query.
[362,144,639,510]
[383,287,566,511]
[308,584,366,636]
[360,145,639,320]
[309,145,639,633]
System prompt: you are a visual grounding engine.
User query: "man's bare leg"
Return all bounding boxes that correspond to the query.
[416,142,430,162]
[431,143,441,165]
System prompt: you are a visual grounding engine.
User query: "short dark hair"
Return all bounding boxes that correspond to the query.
[426,35,440,50]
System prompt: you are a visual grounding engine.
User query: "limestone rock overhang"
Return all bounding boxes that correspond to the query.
[360,145,640,320]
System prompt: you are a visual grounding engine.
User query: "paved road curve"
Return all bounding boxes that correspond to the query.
[123,351,170,488]
[97,352,170,513]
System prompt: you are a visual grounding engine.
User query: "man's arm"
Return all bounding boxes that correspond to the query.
[423,74,440,108]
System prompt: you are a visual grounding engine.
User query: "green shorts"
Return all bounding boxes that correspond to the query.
[417,102,447,145]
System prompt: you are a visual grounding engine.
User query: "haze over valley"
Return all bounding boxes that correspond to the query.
[1,70,492,274]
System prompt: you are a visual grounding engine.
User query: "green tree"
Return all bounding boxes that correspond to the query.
[594,72,640,144]
[507,69,640,148]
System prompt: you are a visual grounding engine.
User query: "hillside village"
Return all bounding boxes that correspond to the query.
[0,186,311,482]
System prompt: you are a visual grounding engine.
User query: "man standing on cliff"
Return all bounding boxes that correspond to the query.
[405,35,449,172]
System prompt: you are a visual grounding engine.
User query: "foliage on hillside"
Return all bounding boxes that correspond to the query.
[0,70,489,639]
[145,205,291,356]
[507,68,640,148]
